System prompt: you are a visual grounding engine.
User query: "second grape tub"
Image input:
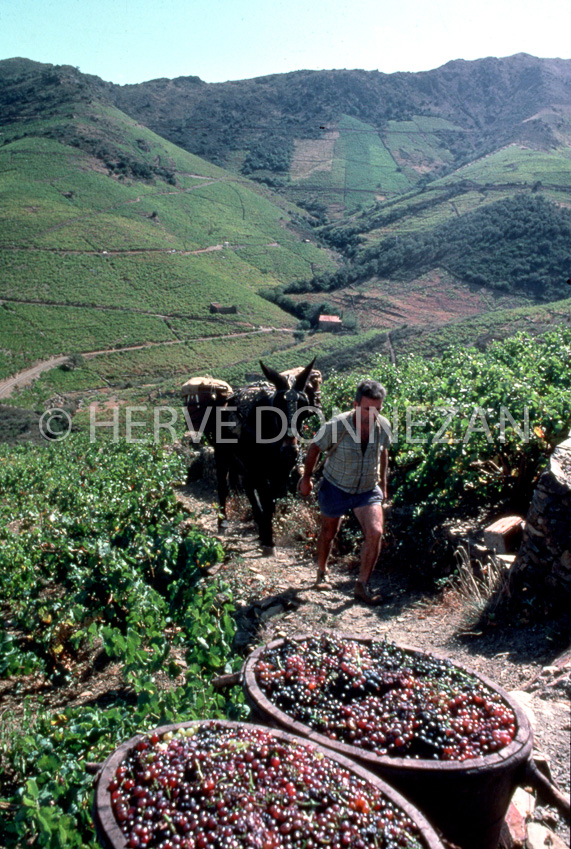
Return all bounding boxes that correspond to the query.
[94,719,445,849]
[240,634,534,849]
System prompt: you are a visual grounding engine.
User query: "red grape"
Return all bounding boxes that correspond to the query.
[254,636,516,762]
[108,722,424,849]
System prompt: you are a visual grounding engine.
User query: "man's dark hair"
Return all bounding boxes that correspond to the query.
[355,378,386,404]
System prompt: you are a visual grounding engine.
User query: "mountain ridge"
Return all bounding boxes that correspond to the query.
[101,53,571,214]
[109,54,571,130]
[4,54,570,150]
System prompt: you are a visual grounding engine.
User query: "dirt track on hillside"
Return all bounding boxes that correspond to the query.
[0,327,295,400]
[0,356,70,399]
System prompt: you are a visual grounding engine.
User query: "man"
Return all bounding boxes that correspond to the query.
[298,379,391,605]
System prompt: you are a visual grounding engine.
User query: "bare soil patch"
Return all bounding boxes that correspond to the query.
[290,133,339,180]
[294,270,529,332]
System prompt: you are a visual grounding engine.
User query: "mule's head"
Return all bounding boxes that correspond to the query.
[259,358,317,441]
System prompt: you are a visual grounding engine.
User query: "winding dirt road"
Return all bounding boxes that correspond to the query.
[0,327,294,400]
[0,356,70,400]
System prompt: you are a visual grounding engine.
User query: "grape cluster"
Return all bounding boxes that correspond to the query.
[107,722,424,849]
[254,637,516,761]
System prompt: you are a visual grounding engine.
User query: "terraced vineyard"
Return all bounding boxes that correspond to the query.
[0,95,337,386]
[2,55,571,416]
[438,144,571,191]
[383,115,461,181]
[2,325,390,412]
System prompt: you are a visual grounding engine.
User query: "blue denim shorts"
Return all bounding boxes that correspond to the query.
[318,477,383,518]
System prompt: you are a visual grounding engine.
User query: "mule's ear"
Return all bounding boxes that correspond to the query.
[293,358,317,392]
[260,360,288,390]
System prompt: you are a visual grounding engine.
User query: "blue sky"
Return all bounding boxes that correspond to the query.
[1,0,570,85]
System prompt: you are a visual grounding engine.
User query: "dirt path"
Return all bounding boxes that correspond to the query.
[0,328,295,400]
[0,355,70,399]
[174,473,570,841]
[174,481,551,687]
[1,241,281,257]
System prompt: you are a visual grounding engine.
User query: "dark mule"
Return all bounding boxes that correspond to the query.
[212,359,318,554]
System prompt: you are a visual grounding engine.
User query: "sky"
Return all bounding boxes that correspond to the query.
[1,0,570,85]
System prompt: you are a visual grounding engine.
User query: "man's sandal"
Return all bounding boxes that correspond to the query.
[314,569,332,589]
[354,580,383,606]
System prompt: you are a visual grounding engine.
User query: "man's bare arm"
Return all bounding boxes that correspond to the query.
[380,447,389,499]
[298,442,322,497]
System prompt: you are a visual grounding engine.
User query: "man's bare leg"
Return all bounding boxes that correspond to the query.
[353,503,384,602]
[315,514,342,585]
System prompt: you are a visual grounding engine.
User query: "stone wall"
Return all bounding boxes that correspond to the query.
[508,436,571,616]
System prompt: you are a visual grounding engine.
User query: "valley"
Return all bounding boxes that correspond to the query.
[1,54,570,413]
[1,44,571,849]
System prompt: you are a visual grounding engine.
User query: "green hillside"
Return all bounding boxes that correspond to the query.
[288,114,414,213]
[0,73,337,383]
[370,194,569,295]
[437,143,571,190]
[2,56,571,414]
[109,54,571,216]
[6,324,386,413]
[212,297,571,384]
[267,182,571,362]
[383,116,460,179]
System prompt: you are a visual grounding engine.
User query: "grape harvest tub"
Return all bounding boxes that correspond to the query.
[242,635,534,849]
[93,719,445,849]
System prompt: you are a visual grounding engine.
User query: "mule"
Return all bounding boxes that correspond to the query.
[211,359,318,554]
